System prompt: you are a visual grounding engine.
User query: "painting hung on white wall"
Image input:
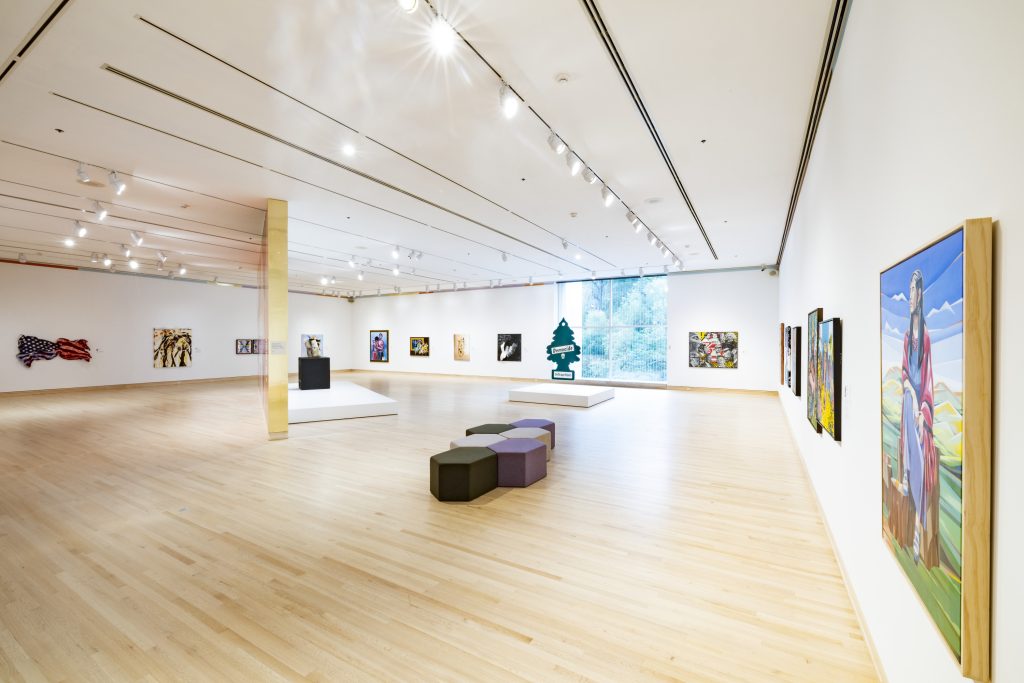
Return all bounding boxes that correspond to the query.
[688,331,738,368]
[497,333,521,361]
[369,330,388,362]
[302,334,324,358]
[879,219,992,679]
[153,328,192,368]
[453,334,470,361]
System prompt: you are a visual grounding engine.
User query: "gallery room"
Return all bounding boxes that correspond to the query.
[0,0,1020,681]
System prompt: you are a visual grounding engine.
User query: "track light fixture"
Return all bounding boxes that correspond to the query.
[213,276,219,284]
[397,0,418,13]
[528,275,534,284]
[566,152,583,177]
[501,252,508,262]
[122,244,131,257]
[75,220,87,238]
[581,168,597,184]
[663,265,669,274]
[156,251,167,264]
[499,83,519,119]
[649,232,658,246]
[128,259,139,270]
[561,239,569,250]
[392,265,400,276]
[320,275,328,285]
[591,270,596,279]
[129,230,143,246]
[93,200,107,221]
[673,257,681,268]
[429,17,456,56]
[18,253,27,263]
[90,253,98,263]
[638,266,645,278]
[601,185,616,208]
[348,257,356,268]
[330,276,336,285]
[76,162,91,184]
[391,245,400,259]
[64,237,75,247]
[547,132,566,155]
[496,279,502,286]
[102,254,111,267]
[178,264,187,275]
[108,171,126,195]
[358,271,364,281]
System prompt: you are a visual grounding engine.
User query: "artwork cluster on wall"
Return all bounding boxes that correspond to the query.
[16,335,92,367]
[688,331,738,368]
[879,219,991,678]
[367,332,529,363]
[235,338,266,355]
[784,326,801,394]
[153,328,192,368]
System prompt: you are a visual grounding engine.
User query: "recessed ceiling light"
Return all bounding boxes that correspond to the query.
[429,17,456,56]
[341,143,356,157]
[499,83,519,119]
[396,0,418,13]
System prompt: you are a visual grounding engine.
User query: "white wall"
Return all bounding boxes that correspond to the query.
[0,263,352,392]
[777,1,1024,681]
[667,270,779,391]
[348,285,557,379]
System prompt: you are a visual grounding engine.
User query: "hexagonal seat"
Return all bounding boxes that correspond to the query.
[430,447,497,502]
[465,423,515,436]
[499,427,551,460]
[510,418,555,449]
[490,438,547,487]
[450,433,507,449]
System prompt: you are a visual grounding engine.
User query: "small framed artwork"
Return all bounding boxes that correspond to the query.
[497,333,521,361]
[301,334,324,358]
[453,334,469,361]
[235,339,253,354]
[370,330,389,362]
[806,309,823,432]
[410,336,430,356]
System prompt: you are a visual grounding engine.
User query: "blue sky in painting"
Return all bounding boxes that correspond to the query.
[880,230,964,390]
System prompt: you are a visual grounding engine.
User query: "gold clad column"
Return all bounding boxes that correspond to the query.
[265,198,289,439]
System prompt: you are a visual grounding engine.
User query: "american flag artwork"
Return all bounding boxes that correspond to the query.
[17,335,92,367]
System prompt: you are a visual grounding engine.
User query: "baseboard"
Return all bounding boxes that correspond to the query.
[667,384,777,396]
[786,410,889,683]
[0,374,259,396]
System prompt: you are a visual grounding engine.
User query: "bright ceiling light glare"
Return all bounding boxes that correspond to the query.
[129,230,143,246]
[391,245,400,259]
[547,132,566,155]
[397,0,418,13]
[76,162,91,184]
[358,271,365,280]
[63,237,75,247]
[649,233,658,246]
[673,257,681,268]
[108,171,126,195]
[93,200,108,221]
[178,264,187,275]
[128,259,139,270]
[320,275,328,285]
[575,252,582,260]
[330,276,336,285]
[392,265,400,276]
[75,220,87,238]
[122,244,131,257]
[102,254,111,267]
[581,168,597,184]
[601,185,616,207]
[499,83,519,120]
[341,143,356,157]
[348,258,356,268]
[429,17,457,57]
[566,152,583,177]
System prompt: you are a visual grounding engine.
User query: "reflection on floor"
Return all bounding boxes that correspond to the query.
[0,373,877,682]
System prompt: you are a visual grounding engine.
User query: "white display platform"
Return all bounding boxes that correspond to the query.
[508,382,615,408]
[288,381,398,424]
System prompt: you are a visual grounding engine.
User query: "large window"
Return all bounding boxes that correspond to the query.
[558,276,668,382]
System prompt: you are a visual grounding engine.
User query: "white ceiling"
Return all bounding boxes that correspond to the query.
[0,0,832,295]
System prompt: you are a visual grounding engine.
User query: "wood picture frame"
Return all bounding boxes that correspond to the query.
[878,217,992,680]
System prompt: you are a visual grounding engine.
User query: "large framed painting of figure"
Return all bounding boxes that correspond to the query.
[818,319,841,440]
[153,328,192,368]
[879,218,992,679]
[369,330,389,362]
[497,333,521,361]
[688,331,738,368]
[807,309,823,431]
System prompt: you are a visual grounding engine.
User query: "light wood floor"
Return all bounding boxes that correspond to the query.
[0,374,877,682]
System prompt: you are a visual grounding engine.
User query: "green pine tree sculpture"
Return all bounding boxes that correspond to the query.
[546,318,581,380]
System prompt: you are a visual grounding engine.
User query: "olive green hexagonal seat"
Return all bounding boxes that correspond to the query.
[429,447,498,502]
[465,423,515,436]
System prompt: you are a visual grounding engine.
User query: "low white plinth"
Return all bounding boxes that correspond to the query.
[508,382,615,408]
[288,381,398,424]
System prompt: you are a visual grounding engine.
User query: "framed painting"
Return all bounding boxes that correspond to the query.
[153,328,192,368]
[454,334,469,361]
[497,333,522,361]
[790,326,802,396]
[779,323,785,384]
[410,336,430,356]
[807,309,823,432]
[235,339,252,355]
[301,334,324,358]
[818,318,841,441]
[370,330,389,362]
[879,218,991,679]
[784,326,792,386]
[688,331,738,368]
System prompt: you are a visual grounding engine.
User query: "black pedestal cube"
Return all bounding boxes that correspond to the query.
[298,356,330,390]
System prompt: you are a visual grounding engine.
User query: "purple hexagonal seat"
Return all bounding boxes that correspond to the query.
[510,418,555,449]
[490,438,547,487]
